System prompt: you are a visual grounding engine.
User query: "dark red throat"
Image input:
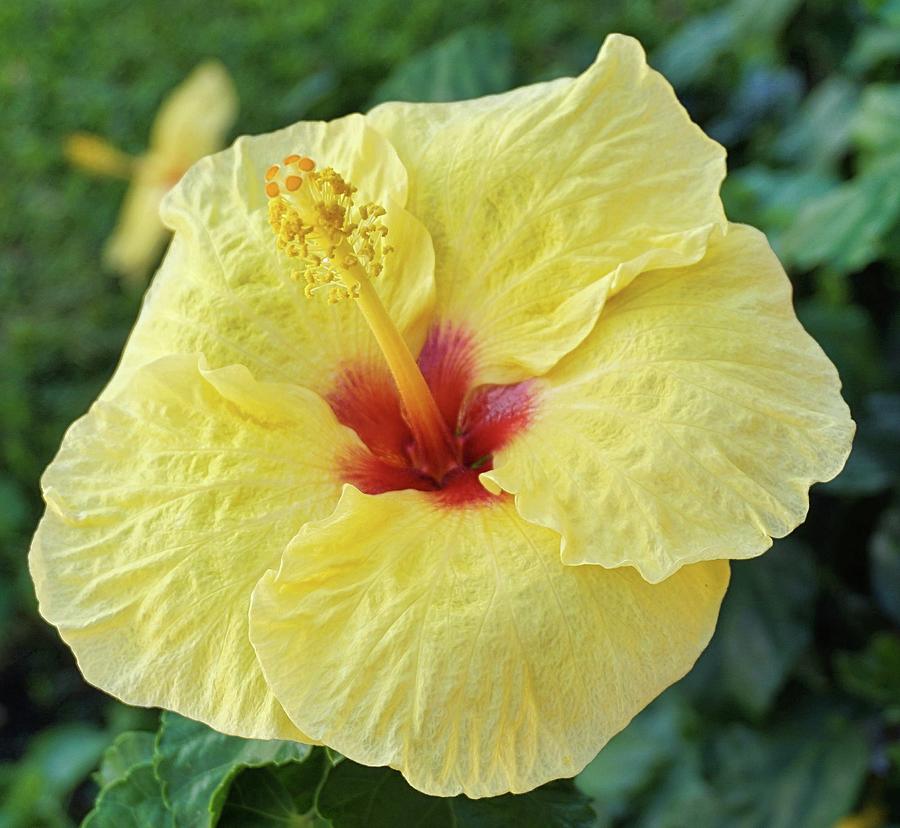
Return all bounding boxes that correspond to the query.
[327,323,535,508]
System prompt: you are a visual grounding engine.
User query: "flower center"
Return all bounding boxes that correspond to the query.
[329,325,535,508]
[265,155,458,480]
[265,157,535,506]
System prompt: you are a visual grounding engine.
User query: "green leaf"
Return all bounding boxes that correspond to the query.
[0,723,111,828]
[710,709,869,828]
[0,723,137,828]
[774,76,860,168]
[696,542,817,717]
[720,543,818,715]
[154,713,310,828]
[708,66,803,146]
[276,69,338,122]
[871,506,900,625]
[218,751,328,827]
[780,153,900,274]
[721,165,838,248]
[317,761,594,828]
[846,26,900,75]
[21,724,111,801]
[451,782,596,828]
[729,0,804,39]
[879,0,900,26]
[835,634,900,721]
[82,762,174,828]
[94,731,156,788]
[654,0,801,90]
[653,10,737,88]
[853,84,900,157]
[369,26,513,106]
[0,765,46,828]
[317,762,454,828]
[632,745,718,828]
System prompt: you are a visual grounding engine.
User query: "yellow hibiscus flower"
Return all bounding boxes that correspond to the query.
[31,35,853,798]
[65,61,238,283]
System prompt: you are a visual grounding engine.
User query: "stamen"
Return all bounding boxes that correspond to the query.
[265,155,458,479]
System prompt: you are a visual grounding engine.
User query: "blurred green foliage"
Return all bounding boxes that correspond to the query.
[1,0,899,825]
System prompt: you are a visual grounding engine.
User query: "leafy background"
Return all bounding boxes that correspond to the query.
[1,0,899,825]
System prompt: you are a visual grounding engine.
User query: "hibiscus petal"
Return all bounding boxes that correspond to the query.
[106,114,435,397]
[149,61,238,164]
[249,486,729,798]
[30,354,363,740]
[481,224,854,583]
[102,156,171,282]
[367,33,726,385]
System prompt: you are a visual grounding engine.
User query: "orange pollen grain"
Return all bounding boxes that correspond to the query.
[284,154,301,165]
[298,157,316,172]
[265,165,280,181]
[285,175,302,192]
[265,181,280,198]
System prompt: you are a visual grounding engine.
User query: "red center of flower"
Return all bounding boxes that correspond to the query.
[328,324,535,508]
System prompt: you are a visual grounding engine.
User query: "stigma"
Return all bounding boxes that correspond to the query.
[265,155,392,304]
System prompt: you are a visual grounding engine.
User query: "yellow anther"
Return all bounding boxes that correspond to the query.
[265,153,393,304]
